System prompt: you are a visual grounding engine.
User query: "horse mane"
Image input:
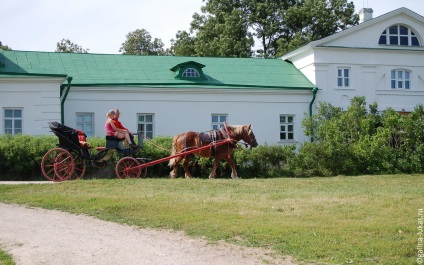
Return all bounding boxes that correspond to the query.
[227,125,245,139]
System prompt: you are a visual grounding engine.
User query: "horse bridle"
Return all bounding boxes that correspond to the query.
[242,129,256,149]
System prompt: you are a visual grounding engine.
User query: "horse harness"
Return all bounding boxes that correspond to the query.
[197,128,235,157]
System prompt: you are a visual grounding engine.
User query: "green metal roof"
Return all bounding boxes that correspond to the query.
[0,50,315,90]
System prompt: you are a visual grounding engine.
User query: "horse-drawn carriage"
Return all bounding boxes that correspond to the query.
[41,121,257,182]
[41,121,147,182]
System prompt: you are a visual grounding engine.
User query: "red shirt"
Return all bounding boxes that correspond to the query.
[113,118,127,130]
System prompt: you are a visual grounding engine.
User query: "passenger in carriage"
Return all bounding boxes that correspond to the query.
[105,110,137,148]
[113,108,136,146]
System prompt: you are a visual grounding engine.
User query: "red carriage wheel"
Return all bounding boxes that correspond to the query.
[70,151,86,180]
[115,157,141,179]
[41,148,75,182]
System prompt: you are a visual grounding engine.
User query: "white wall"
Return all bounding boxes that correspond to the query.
[312,48,424,112]
[64,86,315,145]
[0,77,64,135]
[325,14,424,49]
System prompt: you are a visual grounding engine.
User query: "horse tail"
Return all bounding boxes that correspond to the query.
[168,135,179,168]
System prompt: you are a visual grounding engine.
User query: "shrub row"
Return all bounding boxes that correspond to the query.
[298,97,424,176]
[0,133,296,180]
[0,130,423,180]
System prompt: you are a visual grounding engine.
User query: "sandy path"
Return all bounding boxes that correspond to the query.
[0,202,295,265]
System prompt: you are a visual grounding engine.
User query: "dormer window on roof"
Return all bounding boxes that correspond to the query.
[170,61,206,80]
[378,25,420,46]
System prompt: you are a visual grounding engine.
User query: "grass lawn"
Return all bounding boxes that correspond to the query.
[0,249,14,265]
[0,175,422,264]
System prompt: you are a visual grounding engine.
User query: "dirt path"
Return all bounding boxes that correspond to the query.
[0,202,296,265]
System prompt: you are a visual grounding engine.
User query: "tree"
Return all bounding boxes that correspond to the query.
[120,29,169,55]
[171,0,254,57]
[173,0,358,58]
[246,0,297,57]
[276,0,359,55]
[170,30,196,56]
[56,39,89,53]
[0,41,12,50]
[191,0,254,57]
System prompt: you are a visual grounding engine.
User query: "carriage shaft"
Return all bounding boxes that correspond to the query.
[136,138,233,169]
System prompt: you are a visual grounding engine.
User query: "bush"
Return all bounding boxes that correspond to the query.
[139,136,173,178]
[297,98,424,176]
[0,134,57,180]
[0,134,299,180]
[233,144,296,178]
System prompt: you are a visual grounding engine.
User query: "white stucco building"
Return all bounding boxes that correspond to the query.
[282,7,424,113]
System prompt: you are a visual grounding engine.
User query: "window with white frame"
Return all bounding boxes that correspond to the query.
[76,113,94,137]
[337,68,350,87]
[280,115,294,141]
[212,114,227,130]
[379,25,420,46]
[137,114,154,138]
[182,68,200,78]
[4,108,22,135]
[391,69,411,89]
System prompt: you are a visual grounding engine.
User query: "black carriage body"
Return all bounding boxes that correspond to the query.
[48,121,140,160]
[48,122,91,159]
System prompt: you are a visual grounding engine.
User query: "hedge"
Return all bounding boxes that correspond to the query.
[0,134,297,180]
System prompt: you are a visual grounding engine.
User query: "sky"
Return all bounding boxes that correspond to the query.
[1,0,423,54]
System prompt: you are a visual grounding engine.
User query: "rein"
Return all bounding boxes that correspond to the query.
[140,133,172,152]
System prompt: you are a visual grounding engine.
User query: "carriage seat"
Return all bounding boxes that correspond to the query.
[48,122,91,150]
[76,129,91,149]
[106,135,124,149]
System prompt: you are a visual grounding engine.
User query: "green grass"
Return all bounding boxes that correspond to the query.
[0,175,422,264]
[0,249,14,265]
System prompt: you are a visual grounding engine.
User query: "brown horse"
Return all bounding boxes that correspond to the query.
[168,124,258,179]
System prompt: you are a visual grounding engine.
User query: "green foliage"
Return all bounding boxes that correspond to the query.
[172,0,358,58]
[119,29,170,55]
[55,39,89,53]
[0,134,292,180]
[139,136,173,177]
[277,0,359,55]
[0,41,12,51]
[170,31,196,56]
[0,134,57,180]
[299,97,424,176]
[233,144,296,178]
[181,1,254,57]
[0,249,14,265]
